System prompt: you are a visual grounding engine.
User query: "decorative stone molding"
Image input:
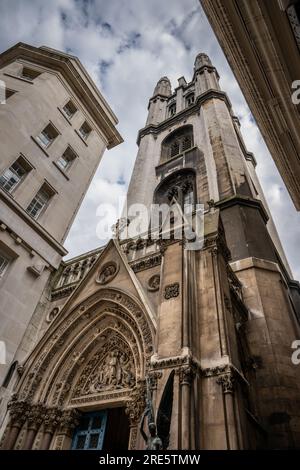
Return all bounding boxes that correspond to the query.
[216,372,235,394]
[46,307,60,323]
[201,364,231,378]
[7,396,28,427]
[17,289,154,404]
[130,253,161,273]
[147,371,163,391]
[150,354,201,375]
[125,379,146,425]
[43,407,62,433]
[51,284,77,300]
[59,409,81,435]
[26,403,45,430]
[147,274,160,292]
[164,282,180,299]
[128,426,138,450]
[97,261,119,285]
[178,365,195,386]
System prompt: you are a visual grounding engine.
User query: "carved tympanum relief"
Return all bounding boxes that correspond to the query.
[72,335,136,398]
[88,350,135,393]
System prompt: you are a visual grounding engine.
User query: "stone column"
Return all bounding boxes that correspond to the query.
[52,409,81,450]
[1,399,27,450]
[22,404,44,450]
[179,365,195,450]
[217,371,239,450]
[40,408,62,450]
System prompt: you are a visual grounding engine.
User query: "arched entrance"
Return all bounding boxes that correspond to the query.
[1,288,154,450]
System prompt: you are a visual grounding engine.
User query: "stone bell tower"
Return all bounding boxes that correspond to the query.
[123,52,300,449]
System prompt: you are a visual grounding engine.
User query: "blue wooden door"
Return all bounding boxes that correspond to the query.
[72,411,108,450]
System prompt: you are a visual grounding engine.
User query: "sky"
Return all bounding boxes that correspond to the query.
[0,0,299,280]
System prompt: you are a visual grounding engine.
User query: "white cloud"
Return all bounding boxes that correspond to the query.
[0,0,299,279]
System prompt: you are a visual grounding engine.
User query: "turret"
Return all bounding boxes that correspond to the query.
[146,76,172,125]
[193,52,220,96]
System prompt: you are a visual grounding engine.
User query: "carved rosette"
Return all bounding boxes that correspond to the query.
[216,372,235,394]
[147,274,160,292]
[164,282,180,300]
[97,262,119,285]
[125,379,146,425]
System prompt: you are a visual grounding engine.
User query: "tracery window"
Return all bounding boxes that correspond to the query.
[185,93,195,107]
[168,102,176,117]
[161,125,194,161]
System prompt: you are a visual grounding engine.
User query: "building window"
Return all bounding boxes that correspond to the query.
[0,156,31,193]
[72,411,108,450]
[26,183,54,219]
[36,123,59,148]
[20,67,41,81]
[63,100,77,119]
[168,103,176,117]
[161,125,194,161]
[170,141,180,158]
[78,121,92,140]
[185,93,194,107]
[57,146,76,172]
[0,252,10,278]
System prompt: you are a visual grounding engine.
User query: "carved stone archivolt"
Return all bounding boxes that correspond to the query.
[147,274,160,292]
[125,379,146,425]
[14,289,154,414]
[97,262,119,285]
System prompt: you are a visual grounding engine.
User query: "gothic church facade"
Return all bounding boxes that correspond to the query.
[1,53,300,450]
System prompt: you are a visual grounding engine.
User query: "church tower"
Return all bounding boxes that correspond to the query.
[1,53,300,451]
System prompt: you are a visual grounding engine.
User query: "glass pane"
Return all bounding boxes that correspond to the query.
[76,435,86,450]
[88,433,100,449]
[91,415,102,429]
[57,157,68,170]
[78,416,89,431]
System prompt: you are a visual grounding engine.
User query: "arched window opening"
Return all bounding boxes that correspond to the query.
[2,360,18,388]
[168,102,176,117]
[155,169,196,214]
[161,125,194,162]
[185,93,195,107]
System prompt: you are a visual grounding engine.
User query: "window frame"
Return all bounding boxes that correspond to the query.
[35,123,59,149]
[26,183,55,220]
[78,121,92,141]
[71,411,108,450]
[56,146,77,172]
[0,252,10,278]
[0,155,32,194]
[20,66,41,81]
[62,100,77,120]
